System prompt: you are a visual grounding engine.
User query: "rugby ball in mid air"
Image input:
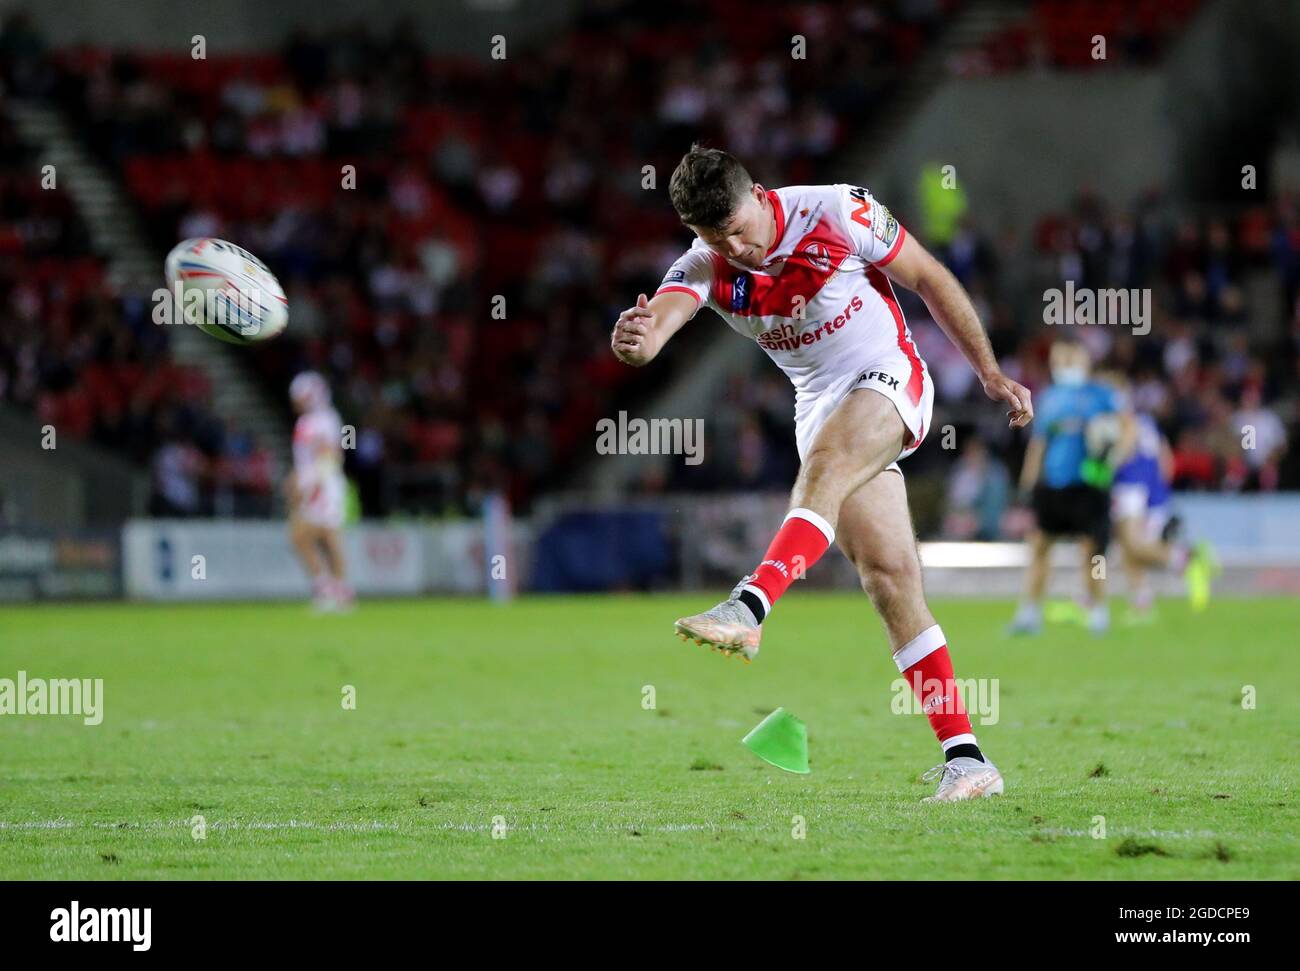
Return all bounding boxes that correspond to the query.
[164,237,288,344]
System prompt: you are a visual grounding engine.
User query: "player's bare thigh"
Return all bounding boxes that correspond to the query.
[835,467,936,651]
[289,516,322,567]
[290,518,345,577]
[790,388,908,524]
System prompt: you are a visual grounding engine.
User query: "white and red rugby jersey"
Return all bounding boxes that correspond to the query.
[655,184,925,410]
[293,406,344,484]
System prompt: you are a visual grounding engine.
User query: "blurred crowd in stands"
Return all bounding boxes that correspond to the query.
[2,0,1295,536]
[951,181,1298,535]
[0,96,275,516]
[4,0,946,517]
[950,0,1202,75]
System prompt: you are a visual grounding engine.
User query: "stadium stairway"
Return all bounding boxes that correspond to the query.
[6,99,291,484]
[834,0,1029,186]
[581,330,742,498]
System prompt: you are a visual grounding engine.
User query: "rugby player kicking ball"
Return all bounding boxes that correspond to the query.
[610,147,1033,802]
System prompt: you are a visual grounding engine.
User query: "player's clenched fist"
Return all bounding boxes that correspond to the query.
[611,293,654,366]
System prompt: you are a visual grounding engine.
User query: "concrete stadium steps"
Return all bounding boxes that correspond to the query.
[836,0,1030,185]
[580,331,742,497]
[6,99,291,481]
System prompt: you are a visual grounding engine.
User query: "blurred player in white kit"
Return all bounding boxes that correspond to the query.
[287,371,354,612]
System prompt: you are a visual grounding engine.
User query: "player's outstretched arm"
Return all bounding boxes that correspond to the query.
[610,291,698,367]
[883,234,1033,429]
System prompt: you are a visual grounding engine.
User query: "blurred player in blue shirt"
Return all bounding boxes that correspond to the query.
[1009,341,1133,635]
[1106,375,1216,619]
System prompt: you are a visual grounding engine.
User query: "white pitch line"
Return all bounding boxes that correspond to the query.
[0,818,728,835]
[0,819,398,833]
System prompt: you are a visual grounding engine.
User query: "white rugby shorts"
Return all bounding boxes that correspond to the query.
[794,346,934,473]
[296,473,345,530]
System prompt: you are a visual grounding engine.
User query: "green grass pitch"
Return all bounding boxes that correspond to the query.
[1,595,1296,879]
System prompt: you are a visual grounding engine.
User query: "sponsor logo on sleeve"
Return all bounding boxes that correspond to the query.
[874,208,899,249]
[664,269,686,284]
[848,185,873,228]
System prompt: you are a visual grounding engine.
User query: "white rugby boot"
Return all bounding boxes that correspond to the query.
[1006,601,1042,636]
[1087,602,1110,636]
[921,757,1005,803]
[673,575,762,662]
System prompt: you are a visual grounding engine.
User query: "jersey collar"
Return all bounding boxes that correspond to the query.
[766,189,785,254]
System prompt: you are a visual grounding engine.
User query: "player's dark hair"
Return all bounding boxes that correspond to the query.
[669,145,754,228]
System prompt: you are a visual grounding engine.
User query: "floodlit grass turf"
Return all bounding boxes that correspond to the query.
[1,595,1296,880]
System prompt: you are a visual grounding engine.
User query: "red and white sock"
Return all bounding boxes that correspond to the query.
[893,625,981,759]
[740,507,835,621]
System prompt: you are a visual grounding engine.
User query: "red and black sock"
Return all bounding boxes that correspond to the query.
[737,507,835,623]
